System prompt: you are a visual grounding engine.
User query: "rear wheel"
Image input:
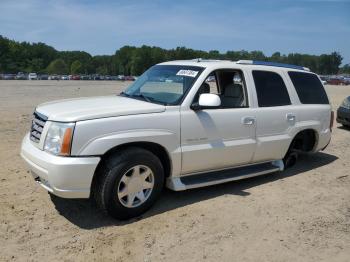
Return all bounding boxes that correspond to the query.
[283,140,298,168]
[94,147,164,220]
[283,150,298,168]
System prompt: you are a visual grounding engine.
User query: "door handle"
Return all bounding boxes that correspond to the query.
[242,116,255,125]
[286,113,296,122]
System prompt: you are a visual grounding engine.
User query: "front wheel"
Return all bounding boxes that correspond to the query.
[93,147,164,220]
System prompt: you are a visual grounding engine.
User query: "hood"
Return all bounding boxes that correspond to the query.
[36,95,166,122]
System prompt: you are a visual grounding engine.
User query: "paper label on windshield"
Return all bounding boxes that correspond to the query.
[176,69,199,78]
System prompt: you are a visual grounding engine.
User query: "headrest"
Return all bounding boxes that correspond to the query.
[233,73,242,84]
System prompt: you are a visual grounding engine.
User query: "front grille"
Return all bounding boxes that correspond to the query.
[30,111,48,143]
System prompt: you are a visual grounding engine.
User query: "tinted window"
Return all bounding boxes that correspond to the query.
[252,71,291,107]
[288,72,329,104]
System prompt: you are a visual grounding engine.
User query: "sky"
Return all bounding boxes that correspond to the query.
[1,0,349,63]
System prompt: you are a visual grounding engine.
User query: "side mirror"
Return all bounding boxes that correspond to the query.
[191,94,221,110]
[199,93,221,107]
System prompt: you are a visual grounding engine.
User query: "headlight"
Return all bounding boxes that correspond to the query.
[44,122,75,156]
[341,98,350,109]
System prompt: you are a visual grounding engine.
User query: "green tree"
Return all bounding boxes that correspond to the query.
[250,51,266,60]
[47,59,68,74]
[208,50,221,59]
[96,66,109,75]
[70,60,83,74]
[93,55,113,75]
[0,35,345,75]
[114,46,137,75]
[59,51,92,73]
[340,64,350,74]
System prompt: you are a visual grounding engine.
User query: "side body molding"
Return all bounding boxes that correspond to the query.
[78,129,177,155]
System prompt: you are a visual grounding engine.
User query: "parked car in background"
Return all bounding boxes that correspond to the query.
[61,75,69,80]
[124,75,135,81]
[343,77,350,85]
[28,73,38,80]
[327,78,341,85]
[38,74,49,80]
[3,74,16,80]
[49,75,60,80]
[337,96,350,127]
[93,74,101,80]
[110,76,118,80]
[71,75,80,80]
[21,59,333,219]
[80,75,90,80]
[117,75,125,80]
[16,72,27,80]
[327,77,349,85]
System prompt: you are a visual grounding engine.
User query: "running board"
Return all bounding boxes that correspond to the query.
[166,160,284,191]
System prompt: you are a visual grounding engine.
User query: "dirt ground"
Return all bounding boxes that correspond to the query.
[1,80,350,262]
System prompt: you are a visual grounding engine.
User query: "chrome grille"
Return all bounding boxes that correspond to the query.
[30,111,48,143]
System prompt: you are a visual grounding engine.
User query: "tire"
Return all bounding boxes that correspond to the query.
[283,150,298,168]
[93,147,164,220]
[283,140,298,169]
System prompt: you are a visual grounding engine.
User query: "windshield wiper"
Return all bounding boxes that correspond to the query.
[132,93,154,103]
[121,92,167,105]
[120,91,130,97]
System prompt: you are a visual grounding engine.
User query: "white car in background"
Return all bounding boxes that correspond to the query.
[28,73,38,80]
[21,59,333,220]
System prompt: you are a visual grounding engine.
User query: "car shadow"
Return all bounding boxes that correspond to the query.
[50,151,338,229]
[337,125,350,131]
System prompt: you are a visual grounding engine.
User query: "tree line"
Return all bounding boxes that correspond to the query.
[0,35,348,76]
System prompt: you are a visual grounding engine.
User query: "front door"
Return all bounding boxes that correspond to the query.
[180,70,256,175]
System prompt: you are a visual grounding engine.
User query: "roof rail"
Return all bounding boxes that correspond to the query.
[236,60,310,71]
[191,58,222,62]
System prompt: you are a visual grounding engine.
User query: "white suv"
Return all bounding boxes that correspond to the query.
[28,73,38,80]
[21,59,333,219]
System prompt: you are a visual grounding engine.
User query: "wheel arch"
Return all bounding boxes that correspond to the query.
[287,128,319,154]
[91,141,172,196]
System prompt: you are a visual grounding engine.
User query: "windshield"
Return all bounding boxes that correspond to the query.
[122,65,204,105]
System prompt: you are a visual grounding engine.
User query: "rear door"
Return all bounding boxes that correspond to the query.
[251,70,295,162]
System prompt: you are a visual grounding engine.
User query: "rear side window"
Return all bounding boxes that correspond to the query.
[288,72,329,104]
[252,71,291,107]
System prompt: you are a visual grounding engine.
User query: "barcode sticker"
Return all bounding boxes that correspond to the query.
[176,70,199,78]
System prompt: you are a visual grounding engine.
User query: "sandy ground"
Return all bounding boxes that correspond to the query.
[0,80,350,262]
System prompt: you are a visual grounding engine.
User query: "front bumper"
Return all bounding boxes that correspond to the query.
[337,106,350,126]
[20,134,100,198]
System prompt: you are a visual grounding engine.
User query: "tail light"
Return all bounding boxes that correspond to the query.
[330,111,334,131]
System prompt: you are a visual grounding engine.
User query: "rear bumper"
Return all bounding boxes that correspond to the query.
[337,107,350,126]
[20,134,100,198]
